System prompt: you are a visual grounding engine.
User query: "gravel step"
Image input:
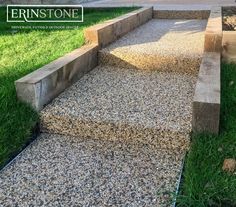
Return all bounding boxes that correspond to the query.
[41,65,196,151]
[0,133,185,206]
[99,19,207,74]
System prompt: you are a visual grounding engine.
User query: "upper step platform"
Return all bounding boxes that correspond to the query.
[99,19,207,74]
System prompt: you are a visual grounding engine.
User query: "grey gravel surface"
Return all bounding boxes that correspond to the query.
[99,19,207,74]
[41,65,195,151]
[0,133,184,207]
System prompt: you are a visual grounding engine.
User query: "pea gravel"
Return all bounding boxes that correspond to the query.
[41,65,196,151]
[1,18,207,206]
[99,19,207,74]
[41,19,207,151]
[0,133,184,207]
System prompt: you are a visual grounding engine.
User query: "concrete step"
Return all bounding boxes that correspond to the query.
[0,133,185,206]
[99,19,207,75]
[40,65,196,151]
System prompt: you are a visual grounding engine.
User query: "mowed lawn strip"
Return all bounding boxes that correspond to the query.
[0,7,137,168]
[178,63,236,207]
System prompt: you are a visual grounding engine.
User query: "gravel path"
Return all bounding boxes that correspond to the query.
[41,19,206,151]
[0,133,184,207]
[100,19,207,74]
[1,18,207,206]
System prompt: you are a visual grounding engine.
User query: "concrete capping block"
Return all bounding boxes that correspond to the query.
[204,6,223,52]
[15,44,98,111]
[153,10,210,19]
[222,31,236,63]
[84,7,153,48]
[192,52,221,134]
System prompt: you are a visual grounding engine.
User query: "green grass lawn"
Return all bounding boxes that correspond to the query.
[0,7,136,168]
[177,63,236,206]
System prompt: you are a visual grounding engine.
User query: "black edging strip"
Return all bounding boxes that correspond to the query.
[173,152,187,207]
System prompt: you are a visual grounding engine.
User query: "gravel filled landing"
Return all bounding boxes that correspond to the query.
[99,19,207,74]
[0,133,184,207]
[41,65,195,151]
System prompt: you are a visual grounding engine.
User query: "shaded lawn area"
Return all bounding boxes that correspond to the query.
[177,63,236,206]
[0,7,137,168]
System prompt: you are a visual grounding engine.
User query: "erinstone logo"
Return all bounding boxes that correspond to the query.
[7,5,83,23]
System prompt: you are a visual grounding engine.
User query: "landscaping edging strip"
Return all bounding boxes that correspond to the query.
[153,10,210,19]
[84,7,153,48]
[192,52,221,134]
[173,154,186,207]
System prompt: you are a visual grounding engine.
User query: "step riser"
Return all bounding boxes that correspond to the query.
[40,115,190,152]
[99,51,201,75]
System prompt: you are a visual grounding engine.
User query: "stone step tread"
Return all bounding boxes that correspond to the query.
[41,65,196,133]
[0,133,185,206]
[41,65,195,150]
[100,19,207,58]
